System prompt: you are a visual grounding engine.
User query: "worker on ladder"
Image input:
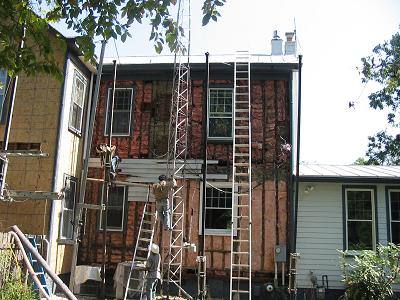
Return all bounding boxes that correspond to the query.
[143,243,161,300]
[96,144,121,180]
[152,175,176,231]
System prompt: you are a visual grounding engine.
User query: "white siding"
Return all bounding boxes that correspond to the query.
[296,182,389,290]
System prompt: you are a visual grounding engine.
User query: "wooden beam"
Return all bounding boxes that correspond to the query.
[7,190,61,200]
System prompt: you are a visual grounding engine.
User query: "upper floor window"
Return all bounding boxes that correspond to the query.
[99,185,126,231]
[388,189,400,244]
[105,88,134,136]
[208,88,233,140]
[69,70,87,135]
[344,188,376,251]
[60,175,77,240]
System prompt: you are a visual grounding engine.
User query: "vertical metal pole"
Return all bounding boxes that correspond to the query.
[290,54,302,300]
[197,52,209,300]
[101,59,117,299]
[69,40,106,292]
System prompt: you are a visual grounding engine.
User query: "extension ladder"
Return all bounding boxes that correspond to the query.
[124,189,157,300]
[26,237,51,298]
[230,51,252,300]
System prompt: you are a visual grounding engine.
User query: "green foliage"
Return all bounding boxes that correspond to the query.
[0,0,226,77]
[361,27,400,165]
[0,280,37,300]
[339,243,400,300]
[365,131,400,165]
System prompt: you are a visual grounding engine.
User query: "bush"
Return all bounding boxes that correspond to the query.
[0,280,37,300]
[339,243,400,300]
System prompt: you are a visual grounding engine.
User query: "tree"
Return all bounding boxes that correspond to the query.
[361,28,400,165]
[0,0,226,78]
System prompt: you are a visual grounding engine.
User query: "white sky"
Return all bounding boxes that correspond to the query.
[57,0,400,165]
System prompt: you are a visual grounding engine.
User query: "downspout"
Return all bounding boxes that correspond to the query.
[48,52,70,266]
[292,54,302,253]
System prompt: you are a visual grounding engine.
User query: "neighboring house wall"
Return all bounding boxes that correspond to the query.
[0,34,93,275]
[296,181,392,290]
[80,62,296,278]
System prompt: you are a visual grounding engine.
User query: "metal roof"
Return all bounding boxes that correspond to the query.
[299,164,400,183]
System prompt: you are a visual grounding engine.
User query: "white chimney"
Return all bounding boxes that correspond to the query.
[271,30,283,55]
[284,32,296,55]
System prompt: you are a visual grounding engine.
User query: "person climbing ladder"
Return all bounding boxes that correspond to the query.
[151,174,177,231]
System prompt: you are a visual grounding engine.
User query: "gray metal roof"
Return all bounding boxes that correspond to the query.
[299,164,400,183]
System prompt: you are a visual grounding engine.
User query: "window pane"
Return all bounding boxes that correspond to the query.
[209,118,232,138]
[390,191,400,221]
[107,209,123,228]
[61,210,73,239]
[112,111,130,134]
[348,220,373,250]
[392,222,400,245]
[205,208,231,230]
[347,190,372,220]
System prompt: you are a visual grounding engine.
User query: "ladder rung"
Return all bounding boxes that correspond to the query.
[232,251,250,255]
[235,227,250,231]
[237,193,249,197]
[235,173,248,176]
[232,215,249,218]
[235,135,249,138]
[235,153,249,157]
[232,263,250,267]
[235,163,249,166]
[141,229,153,233]
[237,182,249,186]
[235,144,249,148]
[235,126,249,129]
[232,239,249,242]
[232,289,250,293]
[139,238,151,242]
[136,247,148,251]
[232,276,250,280]
[236,92,249,95]
[135,257,147,261]
[235,117,248,121]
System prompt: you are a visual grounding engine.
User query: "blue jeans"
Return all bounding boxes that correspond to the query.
[156,198,171,230]
[146,277,158,300]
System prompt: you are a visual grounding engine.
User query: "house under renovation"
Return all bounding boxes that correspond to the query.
[73,31,300,299]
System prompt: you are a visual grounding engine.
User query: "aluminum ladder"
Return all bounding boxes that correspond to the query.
[26,236,51,298]
[230,50,252,300]
[124,188,157,300]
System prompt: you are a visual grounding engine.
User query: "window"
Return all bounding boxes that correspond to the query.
[208,88,233,140]
[105,88,134,136]
[99,186,126,231]
[200,182,234,235]
[69,70,87,134]
[60,175,77,240]
[388,190,400,244]
[0,69,9,122]
[344,188,376,250]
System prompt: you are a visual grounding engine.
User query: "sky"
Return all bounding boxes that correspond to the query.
[57,0,400,165]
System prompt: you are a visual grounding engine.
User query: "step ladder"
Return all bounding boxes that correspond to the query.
[124,189,157,300]
[230,51,252,300]
[26,237,51,298]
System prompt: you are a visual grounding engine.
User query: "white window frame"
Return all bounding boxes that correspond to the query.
[345,187,376,251]
[59,175,77,240]
[68,70,87,135]
[0,69,9,122]
[104,88,134,136]
[388,189,400,244]
[99,185,126,232]
[199,181,237,236]
[208,88,233,140]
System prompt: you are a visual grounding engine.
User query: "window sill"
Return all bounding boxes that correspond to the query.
[207,139,233,145]
[57,238,75,245]
[68,126,82,137]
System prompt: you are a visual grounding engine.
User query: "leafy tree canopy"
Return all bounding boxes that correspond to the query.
[361,27,400,165]
[0,0,225,78]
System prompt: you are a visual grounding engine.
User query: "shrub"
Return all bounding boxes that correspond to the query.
[339,243,400,300]
[0,280,37,300]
